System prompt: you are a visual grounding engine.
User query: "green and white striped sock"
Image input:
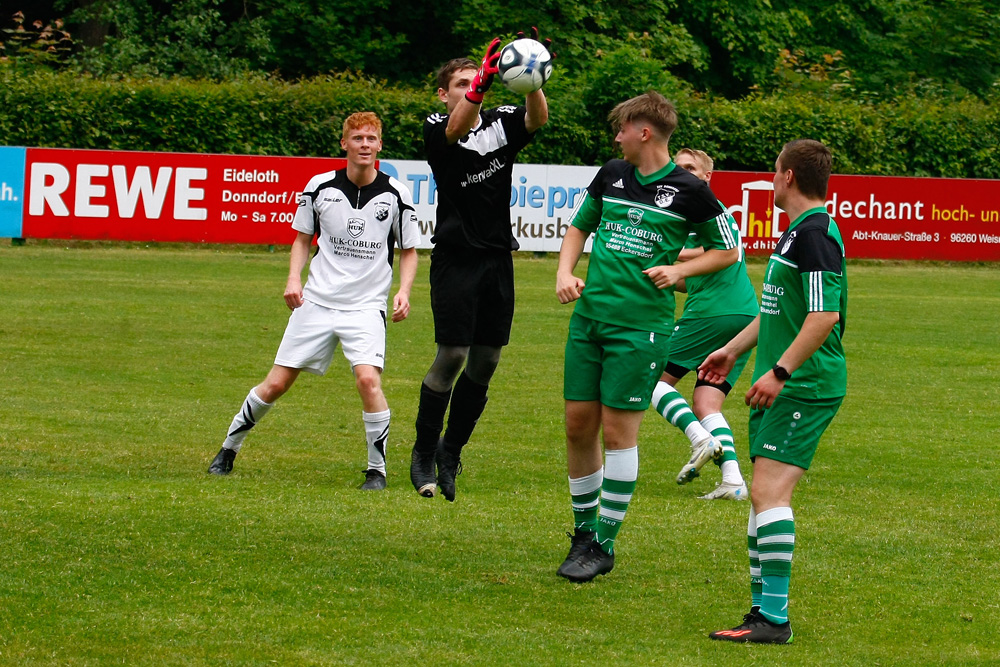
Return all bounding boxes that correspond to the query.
[568,468,603,533]
[702,412,743,484]
[757,506,795,624]
[651,382,709,446]
[748,507,762,609]
[596,447,638,555]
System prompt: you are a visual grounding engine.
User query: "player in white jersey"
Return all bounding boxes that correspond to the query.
[208,112,420,490]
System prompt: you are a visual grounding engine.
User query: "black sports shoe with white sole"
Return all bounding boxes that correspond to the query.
[410,444,437,497]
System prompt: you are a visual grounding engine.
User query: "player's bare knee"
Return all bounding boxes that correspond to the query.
[354,367,382,396]
[257,377,291,403]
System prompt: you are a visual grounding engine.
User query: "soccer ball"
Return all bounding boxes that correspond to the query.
[497,38,553,94]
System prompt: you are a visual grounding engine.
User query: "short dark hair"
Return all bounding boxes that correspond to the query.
[779,139,832,199]
[436,58,478,91]
[608,91,678,142]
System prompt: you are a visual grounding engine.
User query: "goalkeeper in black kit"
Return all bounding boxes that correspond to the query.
[410,29,550,501]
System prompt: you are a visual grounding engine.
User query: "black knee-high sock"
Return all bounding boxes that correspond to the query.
[443,372,489,453]
[415,382,451,453]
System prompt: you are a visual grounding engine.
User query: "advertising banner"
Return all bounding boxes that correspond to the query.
[2,147,998,260]
[382,159,1000,261]
[379,159,595,252]
[706,171,1000,261]
[3,147,344,244]
[0,146,27,238]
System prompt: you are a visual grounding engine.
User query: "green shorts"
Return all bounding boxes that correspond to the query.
[748,394,844,469]
[563,312,670,411]
[666,314,755,383]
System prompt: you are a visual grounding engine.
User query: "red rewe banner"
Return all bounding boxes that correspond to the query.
[21,148,345,244]
[708,171,1000,261]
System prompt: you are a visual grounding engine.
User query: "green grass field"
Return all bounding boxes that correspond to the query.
[1,244,998,665]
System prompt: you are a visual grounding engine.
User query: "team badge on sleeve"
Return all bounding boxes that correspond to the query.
[782,230,797,254]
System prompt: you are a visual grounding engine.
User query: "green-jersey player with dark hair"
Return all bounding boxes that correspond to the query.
[701,139,847,645]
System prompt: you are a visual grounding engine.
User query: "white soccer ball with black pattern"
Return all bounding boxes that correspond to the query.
[498,38,553,94]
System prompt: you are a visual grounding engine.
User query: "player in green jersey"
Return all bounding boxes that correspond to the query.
[649,148,759,499]
[700,139,847,644]
[554,92,740,583]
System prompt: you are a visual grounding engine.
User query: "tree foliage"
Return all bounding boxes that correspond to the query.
[2,0,996,100]
[5,66,1000,179]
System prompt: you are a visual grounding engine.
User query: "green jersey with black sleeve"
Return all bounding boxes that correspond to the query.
[753,206,848,399]
[569,159,737,334]
[681,205,759,319]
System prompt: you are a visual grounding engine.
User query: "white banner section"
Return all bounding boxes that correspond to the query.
[380,160,597,252]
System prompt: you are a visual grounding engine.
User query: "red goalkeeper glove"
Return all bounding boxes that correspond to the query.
[465,37,502,105]
[517,26,555,57]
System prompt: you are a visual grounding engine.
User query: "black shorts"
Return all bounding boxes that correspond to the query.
[430,246,515,346]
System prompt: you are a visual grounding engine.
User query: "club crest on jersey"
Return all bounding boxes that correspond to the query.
[628,207,644,225]
[654,185,678,208]
[781,230,797,254]
[348,217,365,238]
[374,202,390,222]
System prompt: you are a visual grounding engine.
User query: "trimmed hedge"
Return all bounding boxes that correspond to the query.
[2,69,999,178]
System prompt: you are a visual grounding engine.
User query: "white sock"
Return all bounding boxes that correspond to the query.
[223,388,272,453]
[604,446,639,481]
[721,459,743,485]
[701,412,743,484]
[683,420,711,447]
[363,409,391,474]
[569,468,604,496]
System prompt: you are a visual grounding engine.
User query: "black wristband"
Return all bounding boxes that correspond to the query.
[772,364,791,381]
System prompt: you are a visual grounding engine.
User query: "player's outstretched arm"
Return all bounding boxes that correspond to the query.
[521,27,551,133]
[391,247,418,322]
[446,38,501,143]
[284,231,312,310]
[525,88,548,132]
[556,226,588,304]
[698,315,760,384]
[698,349,737,386]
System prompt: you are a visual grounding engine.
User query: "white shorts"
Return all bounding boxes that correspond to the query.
[274,299,386,375]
